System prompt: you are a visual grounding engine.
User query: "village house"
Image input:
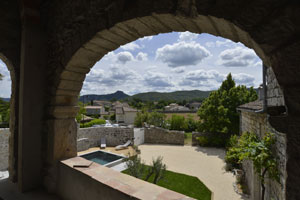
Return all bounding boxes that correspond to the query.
[164,103,190,112]
[187,102,202,111]
[115,105,138,125]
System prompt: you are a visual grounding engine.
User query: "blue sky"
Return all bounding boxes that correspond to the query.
[0,32,262,98]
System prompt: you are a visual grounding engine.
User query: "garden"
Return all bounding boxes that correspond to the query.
[122,153,211,200]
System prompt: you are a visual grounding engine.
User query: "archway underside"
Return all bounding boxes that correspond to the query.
[41,1,300,198]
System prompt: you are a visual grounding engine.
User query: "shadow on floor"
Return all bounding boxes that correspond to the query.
[194,146,226,160]
[0,179,59,200]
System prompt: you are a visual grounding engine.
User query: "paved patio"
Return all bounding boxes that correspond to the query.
[138,144,249,200]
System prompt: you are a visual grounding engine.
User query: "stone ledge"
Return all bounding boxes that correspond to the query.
[58,157,194,200]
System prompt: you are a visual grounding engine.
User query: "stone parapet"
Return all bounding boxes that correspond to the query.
[0,128,9,171]
[144,127,184,145]
[77,127,134,151]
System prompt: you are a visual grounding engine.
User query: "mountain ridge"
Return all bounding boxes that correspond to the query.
[80,90,212,102]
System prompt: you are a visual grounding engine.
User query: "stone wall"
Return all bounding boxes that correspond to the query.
[266,67,285,107]
[77,127,134,151]
[0,128,9,171]
[240,111,286,200]
[144,127,184,145]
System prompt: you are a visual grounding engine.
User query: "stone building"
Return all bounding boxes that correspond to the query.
[237,67,287,200]
[115,106,137,125]
[237,101,286,200]
[0,1,300,199]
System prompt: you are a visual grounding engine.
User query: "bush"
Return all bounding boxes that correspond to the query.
[184,115,198,132]
[225,132,279,200]
[169,115,187,131]
[197,136,209,146]
[226,134,239,149]
[197,133,227,147]
[134,111,167,128]
[80,118,106,128]
[145,156,167,184]
[124,155,146,179]
[110,113,116,121]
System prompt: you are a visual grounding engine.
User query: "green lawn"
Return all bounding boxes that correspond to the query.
[184,132,192,145]
[122,165,211,200]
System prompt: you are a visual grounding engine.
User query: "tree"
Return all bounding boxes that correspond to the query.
[148,112,167,127]
[145,156,167,184]
[0,99,9,127]
[134,111,166,128]
[0,73,3,81]
[198,73,257,135]
[76,101,86,123]
[225,132,279,200]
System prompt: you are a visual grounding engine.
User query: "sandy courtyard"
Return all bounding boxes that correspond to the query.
[138,144,248,200]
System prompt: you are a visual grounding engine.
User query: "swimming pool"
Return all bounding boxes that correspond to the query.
[80,150,125,167]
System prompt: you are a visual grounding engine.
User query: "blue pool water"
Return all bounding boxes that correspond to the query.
[80,151,123,165]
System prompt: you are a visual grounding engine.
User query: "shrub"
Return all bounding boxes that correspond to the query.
[124,155,146,179]
[80,118,106,128]
[145,156,167,184]
[197,133,227,147]
[226,134,239,149]
[169,115,187,131]
[134,111,167,128]
[225,132,279,200]
[197,136,209,146]
[110,113,116,121]
[184,115,198,132]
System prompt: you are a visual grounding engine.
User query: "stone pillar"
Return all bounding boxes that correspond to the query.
[286,116,300,199]
[17,2,47,192]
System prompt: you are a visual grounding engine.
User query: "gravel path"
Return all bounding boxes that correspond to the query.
[139,144,249,200]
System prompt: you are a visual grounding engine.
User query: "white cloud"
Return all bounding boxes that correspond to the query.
[139,36,153,41]
[0,61,12,97]
[218,46,258,67]
[85,66,139,88]
[180,70,225,87]
[136,52,148,61]
[156,41,211,67]
[120,42,141,51]
[172,67,185,74]
[144,72,174,88]
[232,73,255,86]
[216,39,236,47]
[116,51,134,64]
[205,42,214,48]
[178,31,198,41]
[102,51,116,61]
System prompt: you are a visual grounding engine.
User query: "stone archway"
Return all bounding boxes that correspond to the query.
[41,1,300,198]
[0,54,19,183]
[47,13,270,168]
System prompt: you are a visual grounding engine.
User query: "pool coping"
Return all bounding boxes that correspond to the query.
[79,149,127,168]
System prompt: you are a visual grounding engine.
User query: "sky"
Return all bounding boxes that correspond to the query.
[0,31,262,98]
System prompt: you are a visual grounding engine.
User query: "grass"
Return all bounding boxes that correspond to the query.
[184,132,192,145]
[122,165,211,200]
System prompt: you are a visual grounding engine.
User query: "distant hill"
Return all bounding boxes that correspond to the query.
[79,91,129,102]
[128,90,212,102]
[79,90,212,103]
[0,98,10,102]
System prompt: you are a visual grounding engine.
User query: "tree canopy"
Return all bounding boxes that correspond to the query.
[197,73,258,135]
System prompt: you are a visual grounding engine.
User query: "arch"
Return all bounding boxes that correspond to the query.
[0,53,19,183]
[50,14,268,116]
[44,2,300,198]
